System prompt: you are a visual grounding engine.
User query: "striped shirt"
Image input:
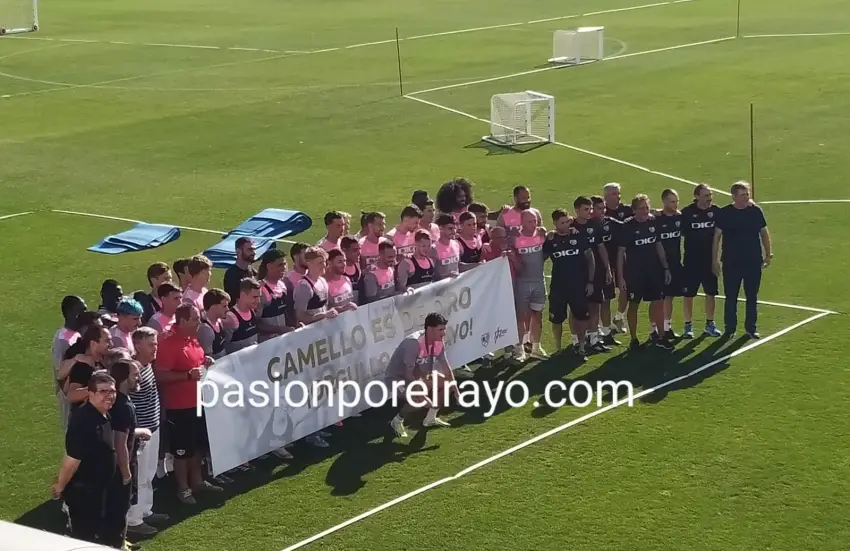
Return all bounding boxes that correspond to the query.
[129,362,160,431]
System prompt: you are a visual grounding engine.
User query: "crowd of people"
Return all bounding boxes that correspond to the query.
[48,177,772,549]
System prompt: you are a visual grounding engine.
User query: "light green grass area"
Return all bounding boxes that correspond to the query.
[1,0,849,549]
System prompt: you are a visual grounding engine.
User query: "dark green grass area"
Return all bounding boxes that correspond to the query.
[1,0,849,548]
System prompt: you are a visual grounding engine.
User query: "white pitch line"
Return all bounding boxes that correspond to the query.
[404,94,729,196]
[2,0,694,63]
[0,211,33,221]
[406,36,736,98]
[279,311,830,551]
[50,209,298,244]
[700,292,837,315]
[743,31,850,39]
[759,199,850,205]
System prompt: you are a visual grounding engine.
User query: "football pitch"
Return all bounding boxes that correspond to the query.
[2,0,850,549]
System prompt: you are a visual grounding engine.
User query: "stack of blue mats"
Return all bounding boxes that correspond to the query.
[202,209,312,268]
[88,223,181,255]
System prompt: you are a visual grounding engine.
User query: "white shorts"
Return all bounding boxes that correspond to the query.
[515,280,547,313]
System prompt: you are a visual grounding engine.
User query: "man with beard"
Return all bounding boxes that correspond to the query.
[358,211,387,272]
[318,211,346,252]
[412,190,440,242]
[362,241,398,304]
[325,249,359,311]
[385,205,422,260]
[97,279,123,328]
[340,236,362,304]
[590,196,622,344]
[681,184,723,338]
[435,177,474,223]
[603,182,633,332]
[497,185,543,240]
[223,237,257,304]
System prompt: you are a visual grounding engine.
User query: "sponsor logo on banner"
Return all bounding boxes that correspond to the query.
[202,259,519,476]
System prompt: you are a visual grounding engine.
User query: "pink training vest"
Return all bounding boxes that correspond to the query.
[318,237,340,252]
[287,270,304,286]
[149,312,175,334]
[387,227,415,257]
[501,207,542,236]
[417,334,444,363]
[58,328,80,345]
[359,236,381,271]
[327,275,354,307]
[373,266,395,291]
[261,278,286,302]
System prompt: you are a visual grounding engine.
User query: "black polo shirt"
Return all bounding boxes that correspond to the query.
[66,402,116,488]
[717,204,767,264]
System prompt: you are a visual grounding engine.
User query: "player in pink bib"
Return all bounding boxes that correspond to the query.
[362,241,398,304]
[385,204,422,260]
[182,255,212,312]
[318,211,346,252]
[325,249,358,311]
[430,214,462,280]
[498,185,543,240]
[358,211,386,272]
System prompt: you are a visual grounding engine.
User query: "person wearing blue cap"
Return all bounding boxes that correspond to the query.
[110,298,143,355]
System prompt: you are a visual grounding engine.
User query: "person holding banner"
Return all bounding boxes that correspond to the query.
[387,313,456,438]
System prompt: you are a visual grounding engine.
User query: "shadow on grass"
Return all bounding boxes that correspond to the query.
[14,335,752,540]
[464,139,549,156]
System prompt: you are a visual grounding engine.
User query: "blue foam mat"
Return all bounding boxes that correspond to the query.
[89,223,181,255]
[201,209,311,268]
[204,236,277,269]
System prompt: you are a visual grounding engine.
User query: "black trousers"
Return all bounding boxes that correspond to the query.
[722,260,762,333]
[65,472,131,549]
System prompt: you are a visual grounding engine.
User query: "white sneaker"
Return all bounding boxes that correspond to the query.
[306,434,329,448]
[511,346,527,362]
[423,417,451,428]
[390,417,408,438]
[271,447,293,460]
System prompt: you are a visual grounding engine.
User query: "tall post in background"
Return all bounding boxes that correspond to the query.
[750,102,756,200]
[396,28,404,96]
[736,0,742,38]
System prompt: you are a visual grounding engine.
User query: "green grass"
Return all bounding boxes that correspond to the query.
[2,0,849,549]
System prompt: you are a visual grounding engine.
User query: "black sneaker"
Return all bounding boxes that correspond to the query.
[602,333,621,346]
[664,329,679,340]
[722,329,736,339]
[523,342,532,354]
[746,330,761,340]
[589,341,611,353]
[654,337,675,351]
[629,338,641,351]
[574,345,589,362]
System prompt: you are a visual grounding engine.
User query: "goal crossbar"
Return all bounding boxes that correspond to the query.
[483,90,555,147]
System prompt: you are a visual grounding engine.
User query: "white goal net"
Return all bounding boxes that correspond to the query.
[548,26,604,65]
[483,91,555,146]
[0,0,38,34]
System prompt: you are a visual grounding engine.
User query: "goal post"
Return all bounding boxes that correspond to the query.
[548,26,604,65]
[0,0,38,35]
[483,91,555,147]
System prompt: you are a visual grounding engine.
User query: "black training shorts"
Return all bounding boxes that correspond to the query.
[549,282,591,323]
[625,265,664,304]
[167,408,209,459]
[683,261,719,297]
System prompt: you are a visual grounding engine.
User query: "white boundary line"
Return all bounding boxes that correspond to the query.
[0,211,33,221]
[702,293,836,315]
[49,209,298,244]
[759,199,850,205]
[2,0,694,55]
[406,36,735,96]
[404,94,730,196]
[279,311,831,551]
[743,31,850,39]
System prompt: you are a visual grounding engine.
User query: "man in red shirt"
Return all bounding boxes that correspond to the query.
[155,303,220,504]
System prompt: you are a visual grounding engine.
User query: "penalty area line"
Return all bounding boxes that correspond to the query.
[404,95,729,196]
[49,209,298,244]
[759,199,850,205]
[278,310,831,551]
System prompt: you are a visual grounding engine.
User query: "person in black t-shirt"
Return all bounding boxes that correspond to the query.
[544,208,595,360]
[603,183,633,332]
[591,196,622,346]
[52,371,118,545]
[681,184,723,338]
[65,325,111,410]
[106,359,153,543]
[571,196,614,353]
[657,189,684,340]
[617,194,674,351]
[712,181,772,338]
[223,237,258,304]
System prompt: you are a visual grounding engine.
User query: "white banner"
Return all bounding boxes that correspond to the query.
[202,258,518,475]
